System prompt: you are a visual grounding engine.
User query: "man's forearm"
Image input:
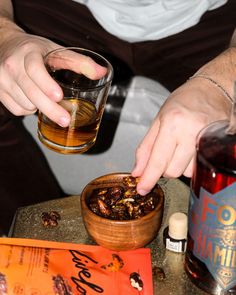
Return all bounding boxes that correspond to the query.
[194,33,236,101]
[0,0,14,19]
[0,0,24,43]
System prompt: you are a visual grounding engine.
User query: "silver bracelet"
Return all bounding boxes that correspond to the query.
[188,74,233,103]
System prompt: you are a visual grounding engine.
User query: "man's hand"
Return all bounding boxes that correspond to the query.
[0,32,106,127]
[132,78,231,195]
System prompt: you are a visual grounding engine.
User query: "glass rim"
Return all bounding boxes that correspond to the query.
[44,46,114,91]
[196,119,230,143]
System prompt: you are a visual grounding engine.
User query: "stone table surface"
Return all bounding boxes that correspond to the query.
[10,178,209,295]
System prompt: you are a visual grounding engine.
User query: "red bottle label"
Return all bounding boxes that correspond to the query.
[189,182,236,290]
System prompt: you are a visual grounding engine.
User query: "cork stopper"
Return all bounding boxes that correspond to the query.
[168,212,187,240]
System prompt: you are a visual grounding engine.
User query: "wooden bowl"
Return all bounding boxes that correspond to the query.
[80,172,164,251]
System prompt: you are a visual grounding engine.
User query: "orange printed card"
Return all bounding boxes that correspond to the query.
[0,238,153,294]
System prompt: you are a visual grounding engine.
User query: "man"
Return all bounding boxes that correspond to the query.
[0,0,235,233]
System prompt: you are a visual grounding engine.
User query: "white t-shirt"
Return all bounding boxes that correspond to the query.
[73,0,227,42]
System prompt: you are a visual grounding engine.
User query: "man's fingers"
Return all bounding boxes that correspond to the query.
[163,142,196,178]
[183,158,195,177]
[24,52,63,101]
[0,90,35,116]
[15,72,70,127]
[132,118,160,176]
[0,71,37,112]
[46,49,108,80]
[135,124,177,195]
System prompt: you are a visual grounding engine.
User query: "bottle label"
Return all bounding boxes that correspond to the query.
[166,238,186,253]
[189,182,236,290]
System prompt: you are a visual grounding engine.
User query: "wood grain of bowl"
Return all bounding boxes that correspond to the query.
[80,173,165,251]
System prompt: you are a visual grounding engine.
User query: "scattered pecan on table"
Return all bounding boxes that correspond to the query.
[41,211,61,227]
[152,266,166,281]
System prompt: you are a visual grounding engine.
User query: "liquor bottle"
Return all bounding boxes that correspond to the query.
[185,118,236,295]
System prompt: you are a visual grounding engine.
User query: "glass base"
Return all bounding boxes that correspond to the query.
[37,131,95,154]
